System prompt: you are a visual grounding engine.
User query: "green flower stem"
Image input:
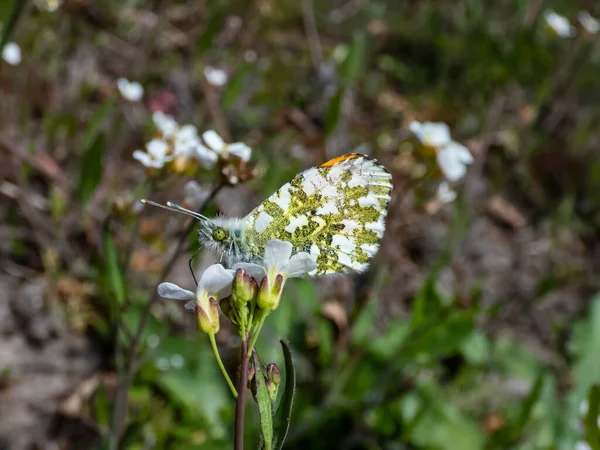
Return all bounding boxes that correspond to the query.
[247,309,268,357]
[209,333,238,398]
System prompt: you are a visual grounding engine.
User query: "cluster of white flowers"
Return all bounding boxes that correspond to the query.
[158,240,317,333]
[409,121,473,203]
[117,77,144,102]
[133,111,251,170]
[544,10,600,38]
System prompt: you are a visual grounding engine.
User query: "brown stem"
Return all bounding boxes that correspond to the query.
[234,336,250,450]
[109,182,224,447]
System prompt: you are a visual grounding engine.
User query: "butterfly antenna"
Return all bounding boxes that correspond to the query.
[141,199,208,221]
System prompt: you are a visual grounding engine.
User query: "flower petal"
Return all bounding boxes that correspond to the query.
[437,182,457,203]
[263,240,293,272]
[203,130,226,152]
[147,139,170,159]
[157,282,195,300]
[227,143,252,162]
[192,143,218,168]
[133,150,162,168]
[197,264,235,299]
[437,142,472,182]
[2,42,21,66]
[152,111,178,138]
[232,263,266,283]
[285,252,318,278]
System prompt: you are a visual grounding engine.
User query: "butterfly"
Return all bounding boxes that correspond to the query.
[143,153,392,275]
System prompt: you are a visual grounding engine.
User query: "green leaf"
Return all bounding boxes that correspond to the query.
[102,226,126,307]
[402,312,474,359]
[78,133,106,205]
[411,275,443,327]
[340,32,367,88]
[324,88,342,136]
[0,0,26,51]
[506,371,545,442]
[585,385,600,450]
[273,340,296,450]
[254,352,273,450]
[82,98,114,151]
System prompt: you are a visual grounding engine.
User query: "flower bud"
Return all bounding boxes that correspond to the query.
[196,297,220,334]
[231,268,257,305]
[266,379,278,403]
[266,363,281,386]
[257,274,284,311]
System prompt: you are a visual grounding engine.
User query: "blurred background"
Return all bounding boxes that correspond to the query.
[2,0,600,449]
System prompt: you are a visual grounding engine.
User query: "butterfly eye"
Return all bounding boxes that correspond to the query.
[212,227,229,242]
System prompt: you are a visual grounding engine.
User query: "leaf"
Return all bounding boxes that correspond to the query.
[411,274,443,327]
[82,98,114,151]
[505,371,545,442]
[340,32,367,88]
[78,133,106,205]
[402,312,474,359]
[324,88,342,136]
[0,0,26,51]
[253,352,273,450]
[273,340,296,450]
[102,226,126,308]
[585,385,600,450]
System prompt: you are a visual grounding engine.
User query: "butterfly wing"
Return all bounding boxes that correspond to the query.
[244,154,392,275]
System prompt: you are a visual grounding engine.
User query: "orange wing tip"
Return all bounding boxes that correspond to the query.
[319,153,365,168]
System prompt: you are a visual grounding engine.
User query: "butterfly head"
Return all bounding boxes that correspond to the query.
[141,199,250,265]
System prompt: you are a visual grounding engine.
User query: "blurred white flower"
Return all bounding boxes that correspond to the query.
[575,442,592,450]
[2,42,21,65]
[437,141,474,182]
[35,0,61,11]
[184,180,210,209]
[133,139,173,168]
[117,77,144,101]
[170,354,184,369]
[544,10,576,38]
[202,130,252,162]
[155,357,170,371]
[578,11,600,34]
[204,66,228,86]
[174,125,218,168]
[437,182,457,203]
[152,111,178,139]
[409,121,452,148]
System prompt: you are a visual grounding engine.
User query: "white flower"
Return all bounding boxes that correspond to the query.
[233,240,318,310]
[117,77,144,101]
[575,442,592,450]
[578,11,600,34]
[174,125,218,169]
[133,139,173,168]
[202,130,252,162]
[437,141,473,182]
[157,264,235,333]
[35,0,61,11]
[184,180,209,209]
[437,182,457,203]
[204,66,228,86]
[544,10,576,38]
[152,111,178,139]
[2,42,21,65]
[409,121,452,148]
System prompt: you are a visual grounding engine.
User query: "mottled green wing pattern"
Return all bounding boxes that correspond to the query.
[244,154,392,275]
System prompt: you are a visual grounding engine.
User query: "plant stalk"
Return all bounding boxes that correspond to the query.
[234,336,250,450]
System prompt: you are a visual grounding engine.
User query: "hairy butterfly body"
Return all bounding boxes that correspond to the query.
[144,153,392,275]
